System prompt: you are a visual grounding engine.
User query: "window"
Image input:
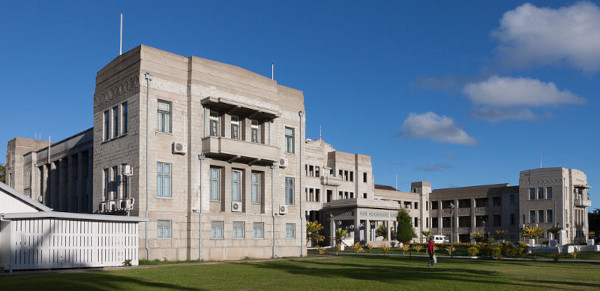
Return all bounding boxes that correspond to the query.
[112,165,119,200]
[493,197,501,207]
[414,202,419,209]
[104,110,110,140]
[122,102,128,134]
[530,210,536,223]
[509,194,515,204]
[286,223,296,238]
[113,106,119,137]
[475,198,487,207]
[459,199,470,208]
[426,201,429,210]
[547,210,553,223]
[233,221,245,239]
[547,187,552,199]
[251,120,259,142]
[157,100,172,133]
[529,188,535,200]
[157,162,171,197]
[210,111,219,136]
[253,222,264,239]
[211,221,224,239]
[442,217,451,228]
[103,168,109,201]
[251,172,260,203]
[414,217,419,227]
[231,116,240,139]
[510,213,515,226]
[538,187,544,200]
[315,166,320,177]
[493,215,501,227]
[285,127,295,153]
[232,170,241,202]
[459,216,471,227]
[538,210,544,223]
[363,172,368,183]
[210,167,220,201]
[285,177,294,205]
[476,216,486,227]
[157,220,172,239]
[349,171,354,182]
[432,217,439,228]
[431,201,438,210]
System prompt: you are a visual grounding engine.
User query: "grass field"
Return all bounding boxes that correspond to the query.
[1,256,599,290]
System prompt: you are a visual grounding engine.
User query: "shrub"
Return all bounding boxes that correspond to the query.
[412,244,424,253]
[317,245,325,255]
[514,247,524,258]
[550,253,562,262]
[381,243,390,255]
[445,246,455,256]
[468,246,479,257]
[471,231,485,244]
[400,244,410,253]
[123,259,132,267]
[477,243,493,257]
[500,242,516,258]
[364,243,374,251]
[376,225,388,240]
[572,251,579,259]
[492,246,503,259]
[335,243,341,255]
[352,242,364,254]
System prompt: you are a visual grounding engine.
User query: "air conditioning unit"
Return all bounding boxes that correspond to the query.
[231,201,242,212]
[108,200,117,211]
[279,158,289,168]
[121,198,135,210]
[99,202,107,212]
[172,142,188,155]
[279,204,288,215]
[122,165,133,176]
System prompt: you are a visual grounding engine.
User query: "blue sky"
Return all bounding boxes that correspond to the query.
[1,1,599,210]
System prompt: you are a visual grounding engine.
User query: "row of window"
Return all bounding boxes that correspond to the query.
[157,221,296,240]
[529,187,553,200]
[209,111,265,144]
[102,164,130,201]
[431,197,503,210]
[431,214,510,228]
[103,102,128,141]
[209,168,263,204]
[530,209,553,224]
[306,188,320,202]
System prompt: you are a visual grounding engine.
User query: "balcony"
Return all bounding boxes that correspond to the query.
[574,199,592,207]
[202,136,279,165]
[201,96,281,121]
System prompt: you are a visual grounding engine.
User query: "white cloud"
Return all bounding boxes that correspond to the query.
[463,76,585,107]
[400,112,477,146]
[470,107,536,122]
[494,2,600,72]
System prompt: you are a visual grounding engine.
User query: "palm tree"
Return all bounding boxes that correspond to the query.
[335,228,348,255]
[306,221,325,246]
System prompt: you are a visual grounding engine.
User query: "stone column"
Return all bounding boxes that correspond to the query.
[365,219,371,242]
[87,149,93,213]
[386,220,391,242]
[67,155,75,212]
[354,214,360,243]
[77,151,84,213]
[50,161,58,210]
[330,218,336,246]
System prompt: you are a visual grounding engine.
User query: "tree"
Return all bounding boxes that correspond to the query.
[494,230,507,240]
[335,228,348,255]
[375,224,387,240]
[306,221,325,246]
[0,162,5,183]
[589,209,600,238]
[522,226,544,244]
[396,208,414,244]
[421,230,432,239]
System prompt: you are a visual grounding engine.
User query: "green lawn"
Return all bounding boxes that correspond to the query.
[1,256,599,290]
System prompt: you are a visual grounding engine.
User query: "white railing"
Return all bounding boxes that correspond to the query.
[6,218,139,271]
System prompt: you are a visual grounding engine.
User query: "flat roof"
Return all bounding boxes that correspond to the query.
[1,211,148,222]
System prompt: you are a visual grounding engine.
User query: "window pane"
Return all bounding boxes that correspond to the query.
[285,127,294,153]
[113,106,119,137]
[547,210,553,222]
[123,102,128,133]
[210,168,220,201]
[233,221,244,238]
[104,111,110,140]
[253,222,264,239]
[232,171,241,202]
[285,177,294,205]
[158,100,172,133]
[547,187,552,199]
[529,188,535,200]
[157,220,171,239]
[211,221,224,239]
[286,223,295,238]
[251,172,260,203]
[530,210,536,223]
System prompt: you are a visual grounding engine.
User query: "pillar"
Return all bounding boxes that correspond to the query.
[365,219,371,242]
[77,151,84,213]
[386,220,391,242]
[87,149,93,213]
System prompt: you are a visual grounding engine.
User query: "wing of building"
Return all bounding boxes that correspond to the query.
[5,45,593,261]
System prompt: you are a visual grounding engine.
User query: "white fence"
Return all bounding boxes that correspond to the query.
[1,217,140,271]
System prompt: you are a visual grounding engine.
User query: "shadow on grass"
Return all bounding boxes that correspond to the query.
[0,270,206,291]
[247,256,571,289]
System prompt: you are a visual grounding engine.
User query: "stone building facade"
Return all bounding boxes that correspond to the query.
[5,46,593,262]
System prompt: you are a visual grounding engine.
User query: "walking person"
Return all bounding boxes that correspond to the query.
[426,237,435,267]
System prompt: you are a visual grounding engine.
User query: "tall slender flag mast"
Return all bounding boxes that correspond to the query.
[120,12,123,55]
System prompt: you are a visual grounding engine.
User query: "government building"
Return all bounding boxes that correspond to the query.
[5,45,592,261]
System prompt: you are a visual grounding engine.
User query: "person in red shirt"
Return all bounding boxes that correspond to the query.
[426,237,435,267]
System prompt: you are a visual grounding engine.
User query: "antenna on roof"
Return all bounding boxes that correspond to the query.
[319,124,322,140]
[271,63,274,80]
[120,12,123,55]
